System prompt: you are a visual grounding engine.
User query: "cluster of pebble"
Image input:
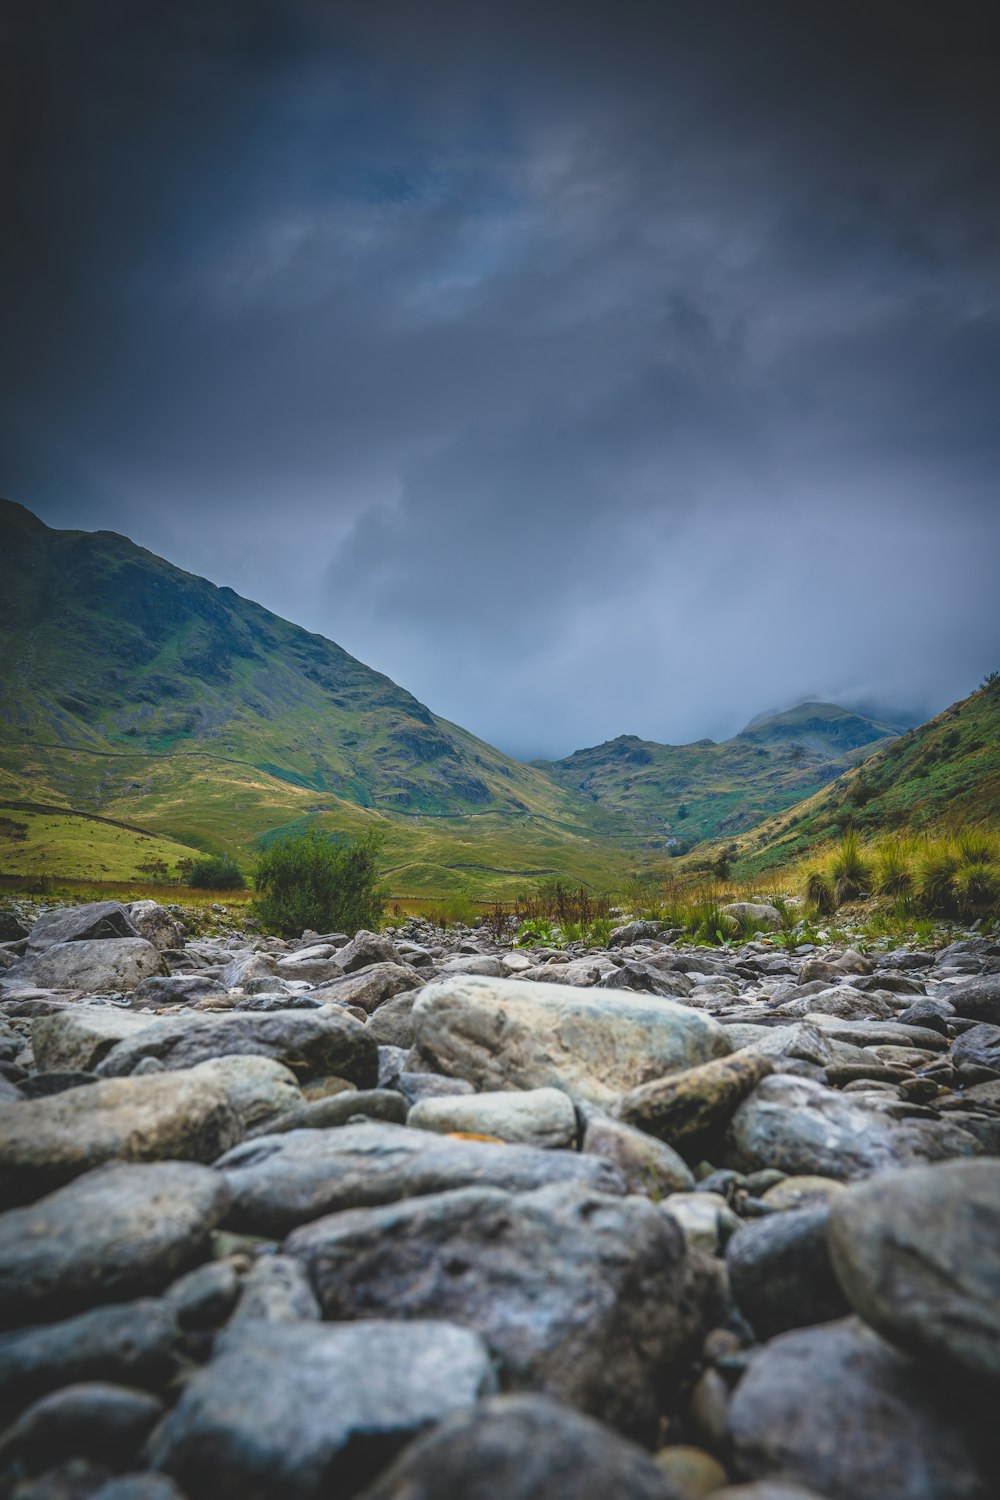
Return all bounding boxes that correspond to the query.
[0,897,997,1500]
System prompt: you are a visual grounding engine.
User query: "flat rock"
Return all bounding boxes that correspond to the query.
[827,1159,1000,1381]
[952,1023,1000,1072]
[725,1073,981,1180]
[726,1207,849,1339]
[722,903,783,932]
[130,976,223,1009]
[288,1181,690,1437]
[93,1009,377,1086]
[615,1050,772,1147]
[0,1070,242,1204]
[32,1010,162,1073]
[727,1318,992,1500]
[190,1055,302,1131]
[407,1087,578,1149]
[0,1300,179,1422]
[217,1119,625,1236]
[252,1088,406,1135]
[357,1393,681,1500]
[411,975,732,1104]
[148,1318,495,1500]
[27,904,139,951]
[14,940,166,993]
[0,1162,230,1326]
[945,975,1000,1026]
[0,1382,163,1470]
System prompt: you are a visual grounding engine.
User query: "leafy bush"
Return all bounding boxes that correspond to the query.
[251,830,385,938]
[514,917,562,948]
[188,854,246,890]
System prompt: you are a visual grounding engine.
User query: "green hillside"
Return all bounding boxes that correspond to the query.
[534,701,902,851]
[0,500,629,892]
[724,678,1000,878]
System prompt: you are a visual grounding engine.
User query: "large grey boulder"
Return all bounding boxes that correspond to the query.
[357,1393,681,1500]
[191,1055,302,1132]
[0,1162,230,1326]
[93,1009,377,1086]
[407,1087,578,1149]
[148,1318,495,1500]
[410,975,731,1103]
[27,903,139,950]
[130,976,223,1009]
[217,1119,625,1236]
[725,1073,981,1180]
[721,902,783,933]
[0,1381,164,1471]
[727,1318,991,1500]
[827,1159,1000,1381]
[287,1182,691,1437]
[126,903,186,952]
[946,975,1000,1026]
[0,1069,242,1204]
[726,1207,849,1340]
[366,992,420,1048]
[0,1300,179,1423]
[15,940,167,992]
[952,1023,1000,1072]
[32,1009,162,1073]
[337,930,399,974]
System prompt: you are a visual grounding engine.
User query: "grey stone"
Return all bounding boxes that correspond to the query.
[615,1050,772,1147]
[0,1069,241,1204]
[726,1207,850,1339]
[578,1105,695,1195]
[411,975,732,1104]
[337,930,399,974]
[0,1383,163,1471]
[148,1318,495,1500]
[27,905,139,951]
[15,941,166,993]
[365,992,420,1048]
[93,1010,377,1086]
[32,1010,162,1073]
[725,1073,981,1180]
[827,1159,1000,1381]
[164,1261,240,1330]
[126,904,185,953]
[288,1182,690,1437]
[396,1071,475,1106]
[0,1162,230,1325]
[218,1119,625,1236]
[91,1478,185,1500]
[190,1055,302,1131]
[250,1088,406,1136]
[946,975,1000,1025]
[0,1301,179,1422]
[130,976,223,1009]
[727,1318,992,1500]
[357,1393,680,1500]
[722,903,783,933]
[408,1087,578,1148]
[307,963,422,1015]
[952,1024,1000,1072]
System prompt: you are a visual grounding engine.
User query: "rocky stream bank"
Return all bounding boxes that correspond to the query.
[0,897,998,1500]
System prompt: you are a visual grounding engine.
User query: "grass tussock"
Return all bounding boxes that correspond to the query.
[801,828,999,923]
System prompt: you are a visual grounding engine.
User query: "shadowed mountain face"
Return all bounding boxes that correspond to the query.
[1,499,945,891]
[534,703,903,847]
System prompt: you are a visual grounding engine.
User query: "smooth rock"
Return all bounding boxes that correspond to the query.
[0,1383,163,1471]
[0,1070,241,1204]
[408,1087,578,1149]
[148,1318,495,1500]
[307,964,422,1015]
[164,1261,240,1330]
[411,975,732,1104]
[946,975,1000,1026]
[615,1051,773,1147]
[91,1478,186,1500]
[337,930,399,974]
[32,1010,162,1074]
[578,1104,695,1195]
[722,903,783,933]
[0,1301,179,1422]
[726,1207,849,1339]
[218,1120,625,1236]
[727,1318,992,1500]
[229,1255,320,1324]
[827,1159,1000,1380]
[288,1182,690,1437]
[760,1175,844,1211]
[952,1023,1000,1072]
[366,992,420,1048]
[663,1193,738,1255]
[0,1163,230,1326]
[252,1088,406,1135]
[190,1055,302,1131]
[130,976,223,1009]
[93,1010,377,1086]
[357,1393,681,1500]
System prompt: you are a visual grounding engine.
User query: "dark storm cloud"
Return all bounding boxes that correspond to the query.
[2,1,999,757]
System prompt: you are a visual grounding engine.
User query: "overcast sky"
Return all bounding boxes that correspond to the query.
[3,0,999,759]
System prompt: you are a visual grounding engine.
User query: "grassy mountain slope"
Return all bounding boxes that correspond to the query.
[724,679,1000,878]
[0,500,628,891]
[534,701,903,851]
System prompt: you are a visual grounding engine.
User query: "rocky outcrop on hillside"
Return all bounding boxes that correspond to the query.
[0,898,997,1498]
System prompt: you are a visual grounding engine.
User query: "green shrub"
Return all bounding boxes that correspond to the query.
[954,861,999,920]
[804,869,835,916]
[514,917,562,948]
[188,854,246,890]
[916,844,960,916]
[830,831,870,905]
[251,830,385,938]
[874,841,912,898]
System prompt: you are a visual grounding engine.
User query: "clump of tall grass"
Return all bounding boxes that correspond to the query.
[874,840,913,898]
[685,887,738,946]
[916,844,961,917]
[804,869,835,916]
[829,831,871,905]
